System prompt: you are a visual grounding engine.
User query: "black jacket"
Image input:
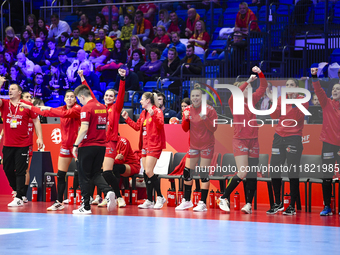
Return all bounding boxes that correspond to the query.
[180,54,202,75]
[161,56,181,78]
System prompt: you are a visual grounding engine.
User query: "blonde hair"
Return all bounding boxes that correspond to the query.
[5,26,15,36]
[233,82,242,87]
[143,92,160,108]
[159,9,170,23]
[194,20,206,35]
[130,35,145,50]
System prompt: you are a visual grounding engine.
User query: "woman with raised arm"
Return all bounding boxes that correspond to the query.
[122,92,166,209]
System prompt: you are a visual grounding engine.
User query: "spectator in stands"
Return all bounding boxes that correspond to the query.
[326,67,340,98]
[133,10,155,46]
[49,62,70,97]
[0,41,5,61]
[67,49,93,83]
[211,32,246,60]
[120,14,134,46]
[38,29,49,49]
[114,65,140,91]
[38,18,50,33]
[235,2,260,35]
[188,20,211,54]
[118,0,135,28]
[16,53,35,78]
[4,52,15,68]
[73,62,101,92]
[157,92,177,119]
[138,48,162,83]
[101,0,119,23]
[84,32,96,53]
[108,21,121,39]
[311,93,320,106]
[127,49,145,74]
[92,14,109,36]
[137,2,157,23]
[28,37,45,65]
[176,97,191,120]
[27,14,39,38]
[185,8,200,39]
[0,63,9,93]
[33,65,43,76]
[17,29,35,56]
[110,38,127,64]
[42,38,60,67]
[161,47,181,79]
[127,35,146,61]
[57,51,71,75]
[9,65,28,90]
[98,29,114,50]
[28,73,51,101]
[168,12,186,37]
[150,25,171,53]
[157,9,171,31]
[58,32,70,48]
[89,39,111,68]
[48,14,72,39]
[161,32,186,60]
[78,14,92,38]
[65,27,85,49]
[4,26,20,55]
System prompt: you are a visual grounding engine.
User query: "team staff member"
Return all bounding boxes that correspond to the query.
[102,135,141,208]
[175,85,218,212]
[266,78,309,215]
[311,67,340,216]
[72,83,115,214]
[219,67,267,214]
[122,92,166,209]
[0,77,43,207]
[20,90,81,211]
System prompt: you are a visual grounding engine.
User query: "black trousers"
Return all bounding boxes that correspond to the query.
[321,142,340,206]
[3,146,29,199]
[78,146,112,210]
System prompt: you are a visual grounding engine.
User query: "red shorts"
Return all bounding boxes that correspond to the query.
[141,148,162,159]
[59,146,75,158]
[129,163,141,175]
[28,145,33,157]
[105,141,118,159]
[187,146,214,159]
[233,138,259,157]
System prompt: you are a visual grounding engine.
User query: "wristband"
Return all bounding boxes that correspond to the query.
[73,144,78,147]
[0,135,2,140]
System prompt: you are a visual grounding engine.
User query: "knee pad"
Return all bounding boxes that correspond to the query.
[200,171,210,183]
[113,164,126,176]
[57,170,66,182]
[183,167,193,181]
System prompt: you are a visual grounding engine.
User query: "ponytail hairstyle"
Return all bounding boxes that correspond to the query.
[143,92,160,108]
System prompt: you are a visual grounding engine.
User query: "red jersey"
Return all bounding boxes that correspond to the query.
[229,72,268,139]
[125,105,166,151]
[80,99,107,147]
[182,104,217,150]
[270,95,309,137]
[28,119,33,146]
[90,48,111,64]
[114,136,140,167]
[106,80,125,142]
[0,99,38,147]
[31,104,81,147]
[127,47,146,61]
[152,34,171,45]
[313,80,340,146]
[137,3,157,22]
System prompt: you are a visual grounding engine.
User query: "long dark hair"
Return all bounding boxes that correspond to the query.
[96,13,107,27]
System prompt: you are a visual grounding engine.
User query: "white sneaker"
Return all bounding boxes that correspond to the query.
[219,198,230,212]
[63,199,70,204]
[8,197,24,207]
[12,191,17,198]
[22,196,28,203]
[91,195,102,205]
[175,199,193,210]
[154,196,166,209]
[98,198,108,207]
[47,201,65,211]
[117,197,126,208]
[193,201,207,212]
[241,203,252,214]
[106,191,116,212]
[138,200,154,209]
[72,205,91,214]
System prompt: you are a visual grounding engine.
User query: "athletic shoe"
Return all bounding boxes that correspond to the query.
[175,199,193,210]
[12,191,17,198]
[8,197,24,207]
[320,206,333,216]
[91,195,102,205]
[106,191,116,212]
[138,200,155,209]
[47,201,65,211]
[241,203,252,214]
[117,197,126,208]
[98,198,108,207]
[22,196,28,203]
[154,196,166,209]
[72,205,91,214]
[282,205,296,215]
[63,199,70,204]
[266,202,284,214]
[219,198,230,212]
[193,201,207,212]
